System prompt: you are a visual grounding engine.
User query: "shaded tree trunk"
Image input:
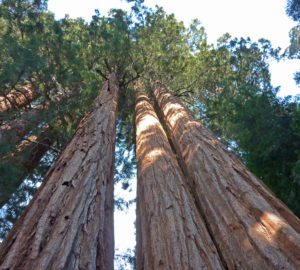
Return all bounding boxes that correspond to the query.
[0,131,52,208]
[0,82,88,209]
[0,84,33,113]
[0,89,79,202]
[0,73,118,270]
[135,87,223,270]
[153,82,300,269]
[0,119,28,146]
[0,104,46,146]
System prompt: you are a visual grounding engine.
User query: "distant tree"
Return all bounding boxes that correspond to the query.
[286,0,300,84]
[286,0,300,21]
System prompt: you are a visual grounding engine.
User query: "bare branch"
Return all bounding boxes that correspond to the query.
[96,69,108,80]
[22,137,60,153]
[123,74,140,87]
[104,59,111,72]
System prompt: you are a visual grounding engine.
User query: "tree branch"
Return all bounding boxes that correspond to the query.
[174,80,198,97]
[174,89,194,97]
[22,137,60,153]
[104,59,111,72]
[14,86,32,107]
[96,69,108,80]
[123,74,140,87]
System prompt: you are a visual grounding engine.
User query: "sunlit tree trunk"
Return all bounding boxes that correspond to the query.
[0,84,33,113]
[153,82,300,269]
[135,87,223,270]
[0,73,118,270]
[0,131,51,208]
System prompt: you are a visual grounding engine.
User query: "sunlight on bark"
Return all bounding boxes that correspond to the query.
[162,102,186,126]
[135,89,223,269]
[3,135,39,159]
[17,135,38,151]
[250,212,288,244]
[0,84,33,112]
[153,81,300,269]
[135,93,168,171]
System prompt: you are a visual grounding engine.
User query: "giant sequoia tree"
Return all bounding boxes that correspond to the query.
[153,82,300,268]
[0,74,118,269]
[135,87,223,269]
[1,0,300,269]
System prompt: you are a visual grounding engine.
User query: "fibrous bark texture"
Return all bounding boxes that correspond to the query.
[0,84,33,113]
[153,82,300,269]
[135,88,223,270]
[0,74,118,270]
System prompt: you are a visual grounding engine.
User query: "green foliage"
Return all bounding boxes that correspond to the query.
[286,0,300,22]
[287,26,300,59]
[190,36,300,215]
[0,1,48,92]
[219,94,300,215]
[133,7,193,88]
[286,0,300,86]
[285,25,300,86]
[0,0,299,254]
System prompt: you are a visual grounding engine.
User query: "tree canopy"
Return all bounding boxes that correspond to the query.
[0,0,299,259]
[286,0,300,22]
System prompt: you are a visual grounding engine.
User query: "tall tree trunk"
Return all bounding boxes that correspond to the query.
[0,74,118,270]
[0,84,84,208]
[0,84,33,113]
[153,82,300,269]
[0,131,51,208]
[135,87,223,270]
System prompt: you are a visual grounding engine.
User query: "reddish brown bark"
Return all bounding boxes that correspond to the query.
[0,73,118,270]
[135,88,223,270]
[0,84,33,113]
[153,82,300,269]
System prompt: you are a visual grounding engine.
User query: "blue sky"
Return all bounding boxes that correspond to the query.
[47,0,299,97]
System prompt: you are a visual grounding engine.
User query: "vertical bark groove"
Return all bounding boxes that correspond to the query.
[153,82,300,270]
[135,87,223,270]
[0,74,118,270]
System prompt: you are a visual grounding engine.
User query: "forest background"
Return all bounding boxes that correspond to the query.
[0,0,299,269]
